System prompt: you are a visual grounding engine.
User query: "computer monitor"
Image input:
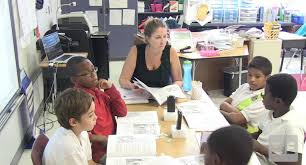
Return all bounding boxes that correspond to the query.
[41,32,64,60]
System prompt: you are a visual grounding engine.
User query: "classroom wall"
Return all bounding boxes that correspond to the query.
[0,0,59,164]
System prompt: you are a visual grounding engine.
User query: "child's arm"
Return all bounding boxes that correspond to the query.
[220,98,240,113]
[251,129,262,139]
[104,84,127,117]
[253,139,303,165]
[220,110,247,125]
[89,134,108,148]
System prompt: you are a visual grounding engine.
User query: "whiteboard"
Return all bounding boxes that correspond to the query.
[0,0,19,114]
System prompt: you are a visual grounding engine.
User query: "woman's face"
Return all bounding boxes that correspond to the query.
[146,27,167,50]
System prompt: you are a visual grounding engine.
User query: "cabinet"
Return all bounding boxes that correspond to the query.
[91,32,110,79]
[249,39,282,75]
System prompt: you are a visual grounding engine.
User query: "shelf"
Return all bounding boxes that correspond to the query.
[138,12,183,15]
[187,22,295,28]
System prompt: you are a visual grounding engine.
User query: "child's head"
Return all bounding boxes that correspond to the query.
[55,88,97,131]
[204,126,253,165]
[67,56,98,88]
[263,73,297,111]
[247,56,272,90]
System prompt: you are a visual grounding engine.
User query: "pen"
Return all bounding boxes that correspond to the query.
[176,110,182,130]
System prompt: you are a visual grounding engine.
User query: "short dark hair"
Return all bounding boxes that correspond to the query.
[266,73,297,106]
[207,125,253,165]
[248,56,272,76]
[66,56,88,77]
[144,18,167,38]
[54,88,93,129]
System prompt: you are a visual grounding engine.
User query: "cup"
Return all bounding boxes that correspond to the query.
[191,81,203,100]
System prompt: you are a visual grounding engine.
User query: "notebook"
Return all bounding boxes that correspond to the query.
[41,32,74,63]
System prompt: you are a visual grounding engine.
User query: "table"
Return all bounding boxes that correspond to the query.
[178,45,249,86]
[125,92,260,164]
[126,102,200,157]
[278,32,306,72]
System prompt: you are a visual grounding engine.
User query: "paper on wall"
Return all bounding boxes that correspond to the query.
[122,9,135,25]
[89,0,102,6]
[109,10,122,25]
[17,0,37,48]
[85,10,98,26]
[109,0,128,8]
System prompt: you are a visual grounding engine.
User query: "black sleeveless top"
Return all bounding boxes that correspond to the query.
[132,44,172,87]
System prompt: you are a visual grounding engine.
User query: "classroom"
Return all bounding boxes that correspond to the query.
[1,0,306,164]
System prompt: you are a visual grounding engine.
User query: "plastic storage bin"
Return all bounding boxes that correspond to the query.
[223,66,247,97]
[212,9,224,22]
[223,9,238,22]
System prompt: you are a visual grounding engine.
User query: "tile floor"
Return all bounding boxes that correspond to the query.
[17,57,306,165]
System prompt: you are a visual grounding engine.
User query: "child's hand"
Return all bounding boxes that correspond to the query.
[97,79,112,89]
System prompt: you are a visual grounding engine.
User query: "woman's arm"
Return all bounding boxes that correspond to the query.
[119,46,138,89]
[169,47,183,86]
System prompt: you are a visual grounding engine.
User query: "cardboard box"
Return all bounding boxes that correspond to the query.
[169,1,178,12]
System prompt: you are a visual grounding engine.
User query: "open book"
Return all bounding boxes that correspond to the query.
[118,87,150,104]
[177,100,229,131]
[106,135,157,165]
[134,77,186,105]
[116,111,160,137]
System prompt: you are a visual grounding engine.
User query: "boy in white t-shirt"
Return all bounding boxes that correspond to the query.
[220,56,272,133]
[43,88,97,165]
[253,73,304,164]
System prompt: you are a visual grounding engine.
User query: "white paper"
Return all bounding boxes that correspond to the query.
[89,0,102,6]
[85,10,98,26]
[106,156,155,165]
[118,88,150,104]
[134,78,186,105]
[17,0,37,48]
[116,111,160,136]
[122,9,135,25]
[109,10,122,25]
[176,154,205,165]
[177,101,229,131]
[109,0,128,8]
[92,27,99,33]
[107,135,156,158]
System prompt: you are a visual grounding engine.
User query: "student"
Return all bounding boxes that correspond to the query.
[66,56,127,163]
[119,18,182,88]
[220,56,272,133]
[202,125,253,165]
[43,88,97,165]
[253,73,304,164]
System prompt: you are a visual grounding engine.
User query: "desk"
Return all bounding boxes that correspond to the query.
[178,45,249,86]
[40,52,88,101]
[278,32,306,72]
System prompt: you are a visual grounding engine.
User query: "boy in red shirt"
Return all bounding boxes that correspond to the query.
[67,56,127,163]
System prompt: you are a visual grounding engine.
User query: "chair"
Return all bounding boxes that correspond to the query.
[285,24,306,69]
[31,134,49,165]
